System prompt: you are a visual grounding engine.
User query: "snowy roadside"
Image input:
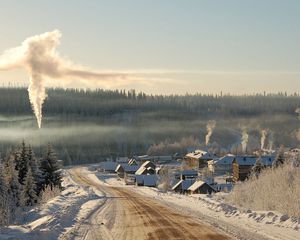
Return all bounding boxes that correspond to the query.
[92,169,300,240]
[0,169,105,240]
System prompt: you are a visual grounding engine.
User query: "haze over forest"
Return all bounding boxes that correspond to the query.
[0,87,299,164]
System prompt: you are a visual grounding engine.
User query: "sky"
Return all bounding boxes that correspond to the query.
[0,0,299,95]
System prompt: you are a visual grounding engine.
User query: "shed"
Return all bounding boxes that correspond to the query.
[188,180,217,194]
[172,179,195,193]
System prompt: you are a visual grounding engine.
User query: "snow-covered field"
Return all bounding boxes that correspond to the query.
[0,169,105,240]
[1,165,299,240]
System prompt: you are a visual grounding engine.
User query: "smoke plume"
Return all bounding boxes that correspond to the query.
[260,129,268,150]
[296,108,300,120]
[0,30,131,128]
[205,120,216,146]
[241,128,249,153]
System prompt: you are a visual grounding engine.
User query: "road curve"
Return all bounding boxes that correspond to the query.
[67,167,232,240]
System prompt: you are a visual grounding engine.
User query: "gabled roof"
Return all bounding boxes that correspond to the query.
[233,155,275,166]
[116,163,140,172]
[172,179,195,191]
[181,169,198,176]
[214,154,235,165]
[135,161,156,175]
[99,161,118,171]
[188,180,206,191]
[185,149,216,160]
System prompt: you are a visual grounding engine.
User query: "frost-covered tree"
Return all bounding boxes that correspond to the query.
[3,153,22,208]
[20,167,38,206]
[0,166,11,225]
[40,144,62,190]
[15,141,29,185]
[27,146,43,195]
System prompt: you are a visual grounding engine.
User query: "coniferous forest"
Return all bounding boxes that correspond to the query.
[0,87,300,164]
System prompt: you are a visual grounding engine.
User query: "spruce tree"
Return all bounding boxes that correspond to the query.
[3,153,22,208]
[40,144,62,190]
[0,166,11,225]
[15,141,29,185]
[20,167,38,206]
[27,145,43,195]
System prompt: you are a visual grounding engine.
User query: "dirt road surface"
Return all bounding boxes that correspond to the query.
[67,167,232,240]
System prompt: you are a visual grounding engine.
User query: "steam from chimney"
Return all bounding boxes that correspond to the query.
[268,131,274,150]
[0,30,131,128]
[241,128,249,153]
[296,108,300,120]
[260,129,268,150]
[205,120,216,146]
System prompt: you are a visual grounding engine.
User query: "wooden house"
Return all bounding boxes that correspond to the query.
[233,155,274,182]
[188,180,217,194]
[185,150,217,169]
[172,179,195,194]
[180,170,198,180]
[98,161,118,173]
[208,154,235,175]
[135,175,158,187]
[115,163,140,178]
[135,161,156,175]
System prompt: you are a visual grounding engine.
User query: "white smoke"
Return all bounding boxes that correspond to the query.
[205,120,216,146]
[260,129,268,150]
[0,30,132,128]
[296,108,300,120]
[268,131,274,150]
[241,128,249,153]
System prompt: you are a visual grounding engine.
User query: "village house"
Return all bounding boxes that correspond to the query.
[172,179,195,194]
[208,154,235,175]
[115,163,140,178]
[185,149,217,169]
[187,180,217,194]
[179,169,198,180]
[135,175,158,187]
[135,161,156,175]
[98,161,118,173]
[133,155,173,164]
[232,155,275,182]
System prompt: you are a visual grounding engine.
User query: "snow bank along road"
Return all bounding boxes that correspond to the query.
[67,167,232,240]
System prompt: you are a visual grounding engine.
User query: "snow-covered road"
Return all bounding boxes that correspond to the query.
[66,167,232,240]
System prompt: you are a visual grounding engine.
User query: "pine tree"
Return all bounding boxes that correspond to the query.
[40,144,62,190]
[20,167,38,206]
[0,166,11,225]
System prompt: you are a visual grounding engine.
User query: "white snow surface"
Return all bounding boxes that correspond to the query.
[0,169,105,240]
[1,165,299,240]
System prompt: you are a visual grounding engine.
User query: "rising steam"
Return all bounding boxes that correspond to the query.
[205,120,216,146]
[0,30,131,128]
[241,128,249,153]
[260,129,268,150]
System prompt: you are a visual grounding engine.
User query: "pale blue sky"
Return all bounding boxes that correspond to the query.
[0,0,300,94]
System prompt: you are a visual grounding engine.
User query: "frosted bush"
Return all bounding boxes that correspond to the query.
[227,162,300,217]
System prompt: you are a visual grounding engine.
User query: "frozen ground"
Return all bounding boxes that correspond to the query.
[1,165,299,240]
[94,169,300,240]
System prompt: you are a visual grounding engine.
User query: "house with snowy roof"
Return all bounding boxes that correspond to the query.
[208,154,235,175]
[172,179,195,194]
[115,163,140,178]
[135,175,158,187]
[98,161,118,173]
[185,149,217,168]
[187,180,217,194]
[232,155,275,182]
[135,161,156,175]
